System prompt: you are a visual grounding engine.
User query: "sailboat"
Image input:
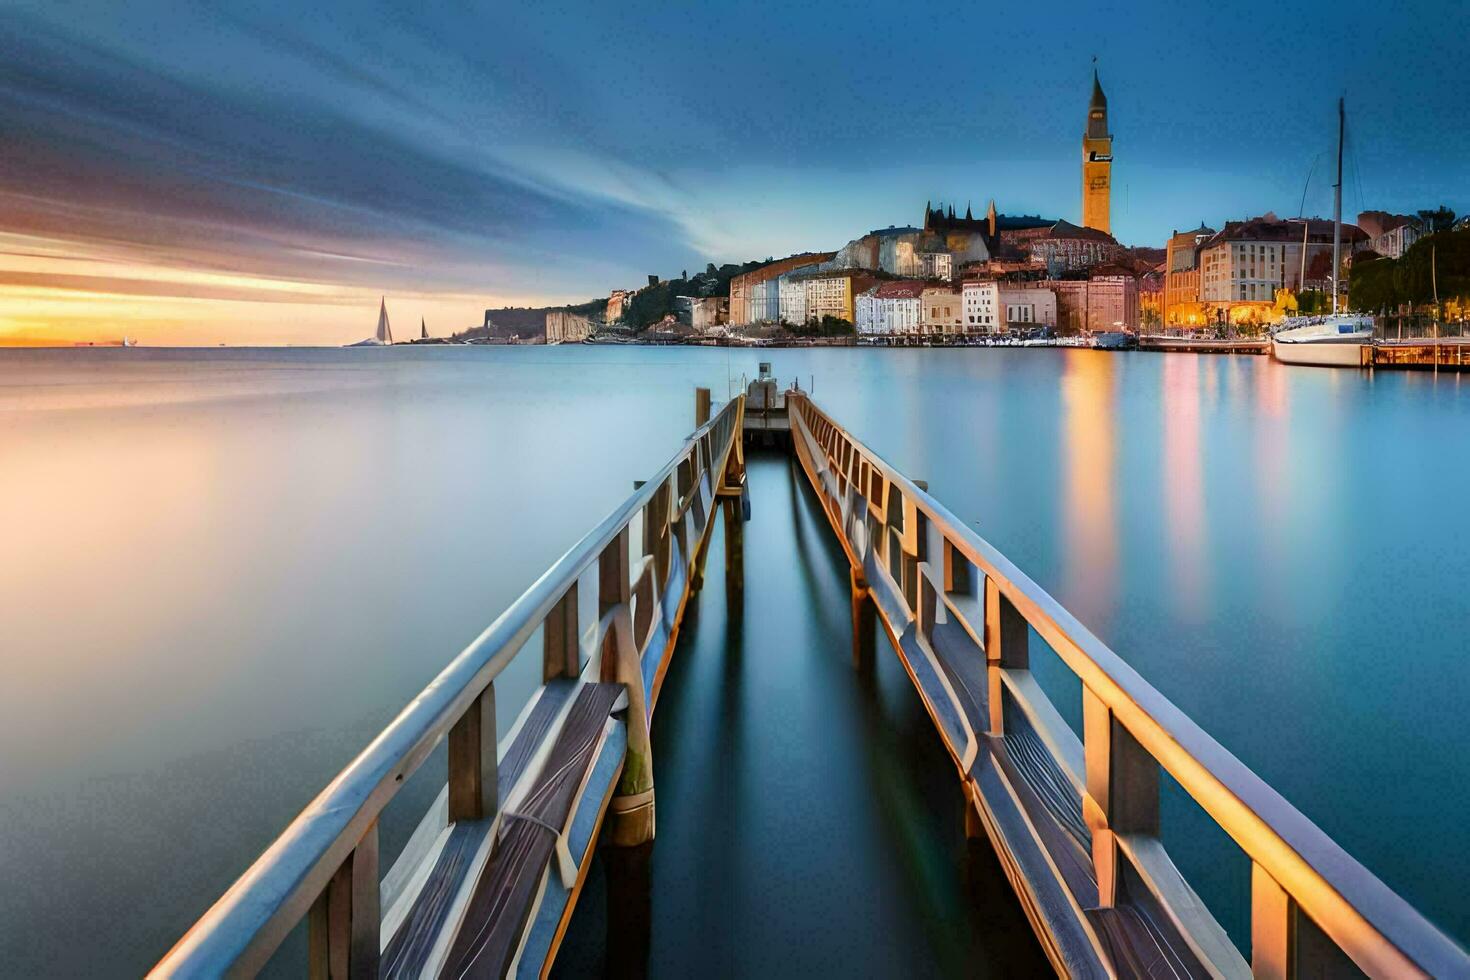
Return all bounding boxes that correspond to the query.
[348,298,395,347]
[420,317,428,341]
[1271,98,1374,366]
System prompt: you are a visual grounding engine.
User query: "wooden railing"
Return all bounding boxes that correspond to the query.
[787,392,1467,979]
[153,396,744,977]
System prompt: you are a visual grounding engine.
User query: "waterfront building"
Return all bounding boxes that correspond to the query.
[856,281,925,336]
[1163,224,1214,326]
[1357,211,1423,260]
[963,280,1058,333]
[746,277,778,324]
[691,297,728,332]
[1082,71,1112,234]
[1015,273,1137,332]
[729,252,835,324]
[920,287,963,335]
[855,286,879,335]
[545,310,594,344]
[778,273,809,324]
[1002,285,1056,329]
[805,272,878,324]
[1138,268,1164,327]
[962,280,1002,333]
[1196,216,1366,324]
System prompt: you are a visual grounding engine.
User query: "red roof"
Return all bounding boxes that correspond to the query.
[874,280,928,299]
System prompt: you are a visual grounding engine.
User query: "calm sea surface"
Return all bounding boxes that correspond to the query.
[1,346,1465,974]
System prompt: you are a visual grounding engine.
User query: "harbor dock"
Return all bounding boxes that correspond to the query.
[151,381,1469,979]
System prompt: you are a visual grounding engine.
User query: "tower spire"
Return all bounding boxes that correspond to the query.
[1081,66,1113,234]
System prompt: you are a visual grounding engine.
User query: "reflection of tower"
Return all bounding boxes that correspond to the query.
[1082,70,1112,234]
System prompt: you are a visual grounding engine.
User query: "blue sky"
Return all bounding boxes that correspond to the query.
[2,0,1467,340]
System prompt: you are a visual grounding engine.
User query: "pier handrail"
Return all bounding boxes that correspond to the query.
[787,392,1467,978]
[153,396,744,977]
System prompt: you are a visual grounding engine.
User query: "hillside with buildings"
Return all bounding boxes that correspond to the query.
[540,73,1465,345]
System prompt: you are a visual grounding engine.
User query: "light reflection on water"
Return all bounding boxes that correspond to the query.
[1,345,1467,972]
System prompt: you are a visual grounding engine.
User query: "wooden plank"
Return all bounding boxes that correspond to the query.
[438,684,623,978]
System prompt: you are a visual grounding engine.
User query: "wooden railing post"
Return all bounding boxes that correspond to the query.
[1083,686,1159,907]
[448,682,497,823]
[850,565,875,669]
[604,608,655,846]
[543,584,579,681]
[984,576,1028,736]
[722,494,744,615]
[694,387,711,427]
[1252,862,1293,979]
[308,823,379,980]
[600,527,631,616]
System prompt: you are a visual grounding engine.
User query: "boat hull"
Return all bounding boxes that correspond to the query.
[1270,338,1365,367]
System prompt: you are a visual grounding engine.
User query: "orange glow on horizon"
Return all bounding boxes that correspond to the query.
[0,232,559,347]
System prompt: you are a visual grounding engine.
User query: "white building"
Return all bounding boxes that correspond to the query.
[1000,286,1056,329]
[963,280,1056,333]
[962,281,1002,333]
[778,273,809,325]
[856,281,925,335]
[855,286,880,335]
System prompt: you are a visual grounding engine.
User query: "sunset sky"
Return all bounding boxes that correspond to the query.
[2,0,1467,345]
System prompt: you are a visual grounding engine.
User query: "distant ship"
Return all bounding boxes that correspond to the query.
[348,297,395,346]
[1272,99,1373,367]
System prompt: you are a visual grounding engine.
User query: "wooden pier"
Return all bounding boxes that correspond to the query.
[1137,337,1268,355]
[1363,337,1470,371]
[153,383,1468,979]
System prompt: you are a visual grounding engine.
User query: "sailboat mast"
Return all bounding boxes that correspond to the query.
[1332,97,1343,314]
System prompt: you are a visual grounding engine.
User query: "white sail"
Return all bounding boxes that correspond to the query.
[420,317,428,340]
[376,298,393,345]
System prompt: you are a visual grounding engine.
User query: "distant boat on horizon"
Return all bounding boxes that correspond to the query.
[348,297,394,347]
[421,317,428,341]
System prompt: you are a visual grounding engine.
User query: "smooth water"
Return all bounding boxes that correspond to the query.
[1,346,1465,974]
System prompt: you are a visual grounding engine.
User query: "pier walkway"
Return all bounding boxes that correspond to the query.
[153,383,1469,979]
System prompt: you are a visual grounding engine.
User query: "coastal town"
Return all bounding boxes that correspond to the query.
[454,73,1464,352]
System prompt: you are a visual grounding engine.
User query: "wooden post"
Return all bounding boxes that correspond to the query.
[984,576,1027,736]
[694,387,711,427]
[308,823,379,980]
[1083,686,1159,908]
[544,584,579,681]
[723,495,744,614]
[850,566,875,670]
[447,683,497,822]
[600,527,631,617]
[604,608,655,846]
[1251,863,1293,979]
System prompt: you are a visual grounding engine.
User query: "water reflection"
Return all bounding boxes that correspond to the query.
[1162,355,1210,622]
[1060,350,1118,622]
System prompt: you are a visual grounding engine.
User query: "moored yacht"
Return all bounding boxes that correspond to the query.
[1270,314,1374,366]
[1270,98,1371,368]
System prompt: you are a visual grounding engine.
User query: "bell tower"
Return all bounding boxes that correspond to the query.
[1082,70,1112,234]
